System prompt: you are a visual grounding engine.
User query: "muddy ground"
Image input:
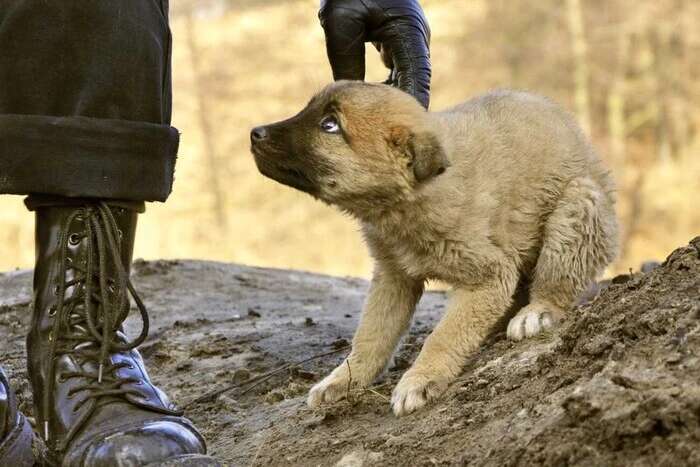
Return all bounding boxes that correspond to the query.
[1,238,699,466]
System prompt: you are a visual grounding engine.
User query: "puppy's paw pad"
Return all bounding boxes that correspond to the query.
[391,372,447,417]
[307,374,351,408]
[507,307,556,341]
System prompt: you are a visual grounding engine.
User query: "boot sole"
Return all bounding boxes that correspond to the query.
[145,454,223,466]
[0,413,35,466]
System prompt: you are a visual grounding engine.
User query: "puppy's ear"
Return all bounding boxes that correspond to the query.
[408,132,450,182]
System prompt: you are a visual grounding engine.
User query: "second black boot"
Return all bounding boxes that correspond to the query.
[0,366,34,466]
[27,198,219,466]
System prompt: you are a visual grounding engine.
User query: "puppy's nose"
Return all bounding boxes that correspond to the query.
[250,126,268,143]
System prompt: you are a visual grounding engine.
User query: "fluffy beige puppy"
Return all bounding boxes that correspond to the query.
[250,81,619,416]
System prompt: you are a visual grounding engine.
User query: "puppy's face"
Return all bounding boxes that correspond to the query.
[250,81,448,211]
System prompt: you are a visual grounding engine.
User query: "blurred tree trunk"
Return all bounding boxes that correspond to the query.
[607,31,631,174]
[606,26,638,267]
[184,11,229,232]
[566,0,591,135]
[650,28,673,163]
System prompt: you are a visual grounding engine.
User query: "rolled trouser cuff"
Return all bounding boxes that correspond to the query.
[0,114,179,202]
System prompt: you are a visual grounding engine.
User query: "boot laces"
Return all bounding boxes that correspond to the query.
[43,202,150,447]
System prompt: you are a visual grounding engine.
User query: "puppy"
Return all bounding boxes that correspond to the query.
[250,81,619,416]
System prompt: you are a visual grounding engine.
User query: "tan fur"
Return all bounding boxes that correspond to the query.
[251,81,619,416]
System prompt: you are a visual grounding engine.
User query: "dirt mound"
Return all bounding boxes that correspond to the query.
[0,238,698,466]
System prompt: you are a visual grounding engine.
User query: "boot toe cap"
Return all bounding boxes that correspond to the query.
[79,420,210,466]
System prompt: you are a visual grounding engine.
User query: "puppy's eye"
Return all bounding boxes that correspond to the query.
[320,115,341,134]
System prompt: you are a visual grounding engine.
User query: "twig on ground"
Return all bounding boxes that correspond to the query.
[345,359,352,400]
[185,345,351,408]
[365,387,389,402]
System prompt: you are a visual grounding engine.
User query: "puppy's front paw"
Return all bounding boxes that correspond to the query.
[307,370,352,408]
[507,304,562,341]
[391,370,448,416]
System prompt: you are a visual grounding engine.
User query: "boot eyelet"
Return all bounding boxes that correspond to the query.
[48,331,53,342]
[65,257,73,264]
[48,306,57,317]
[53,285,60,295]
[57,374,66,383]
[68,233,81,245]
[126,364,135,370]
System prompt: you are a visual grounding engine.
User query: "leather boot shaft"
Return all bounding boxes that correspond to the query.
[26,200,214,466]
[28,203,145,445]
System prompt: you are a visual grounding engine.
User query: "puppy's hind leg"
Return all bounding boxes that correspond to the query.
[392,261,519,416]
[507,176,618,341]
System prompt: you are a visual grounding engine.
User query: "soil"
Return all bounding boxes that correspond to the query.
[1,237,699,467]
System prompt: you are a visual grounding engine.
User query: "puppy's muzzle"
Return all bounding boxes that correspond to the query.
[250,126,269,143]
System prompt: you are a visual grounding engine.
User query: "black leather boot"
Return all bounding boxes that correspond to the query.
[0,367,34,466]
[27,198,219,466]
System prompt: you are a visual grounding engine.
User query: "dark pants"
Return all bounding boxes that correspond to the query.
[0,0,178,202]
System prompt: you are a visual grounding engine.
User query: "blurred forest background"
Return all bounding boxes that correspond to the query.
[1,0,698,279]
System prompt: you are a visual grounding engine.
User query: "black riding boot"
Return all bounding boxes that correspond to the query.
[0,367,34,466]
[27,198,218,466]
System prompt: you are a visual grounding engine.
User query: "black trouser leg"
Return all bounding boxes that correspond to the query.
[0,2,220,465]
[0,0,178,201]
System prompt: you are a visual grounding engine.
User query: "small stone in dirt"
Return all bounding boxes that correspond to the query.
[304,317,316,326]
[384,434,403,447]
[611,273,632,284]
[247,308,261,318]
[301,413,325,429]
[265,390,285,403]
[293,368,318,380]
[344,314,352,318]
[217,394,239,412]
[331,338,350,349]
[154,351,171,361]
[475,378,489,387]
[232,368,251,383]
[335,450,383,467]
[176,362,192,371]
[665,352,682,363]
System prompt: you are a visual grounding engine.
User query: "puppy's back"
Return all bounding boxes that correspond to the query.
[437,89,612,199]
[425,90,615,268]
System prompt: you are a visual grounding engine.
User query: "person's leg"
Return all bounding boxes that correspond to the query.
[0,1,219,465]
[0,0,177,201]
